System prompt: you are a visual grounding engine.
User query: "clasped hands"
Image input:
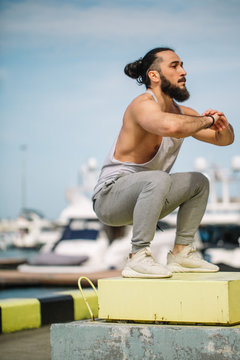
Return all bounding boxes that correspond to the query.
[202,109,229,131]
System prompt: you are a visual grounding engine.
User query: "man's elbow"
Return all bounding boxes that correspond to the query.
[217,130,235,146]
[218,137,234,146]
[229,135,235,145]
[225,137,234,146]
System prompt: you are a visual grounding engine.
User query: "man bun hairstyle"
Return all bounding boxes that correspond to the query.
[124,59,143,79]
[124,47,174,88]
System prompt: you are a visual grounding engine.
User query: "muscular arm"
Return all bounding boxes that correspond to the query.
[131,97,217,138]
[182,106,235,146]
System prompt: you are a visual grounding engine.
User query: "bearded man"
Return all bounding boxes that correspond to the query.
[92,47,234,278]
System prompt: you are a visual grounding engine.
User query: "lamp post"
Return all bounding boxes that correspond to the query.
[20,144,27,211]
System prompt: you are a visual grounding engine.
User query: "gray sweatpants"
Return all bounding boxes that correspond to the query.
[93,171,209,253]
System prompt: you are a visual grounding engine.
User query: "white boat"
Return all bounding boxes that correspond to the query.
[10,209,62,249]
[18,218,177,273]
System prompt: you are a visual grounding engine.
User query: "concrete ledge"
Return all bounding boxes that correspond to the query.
[0,290,97,333]
[51,320,240,360]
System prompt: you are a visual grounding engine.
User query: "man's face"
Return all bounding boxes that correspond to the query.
[155,51,190,102]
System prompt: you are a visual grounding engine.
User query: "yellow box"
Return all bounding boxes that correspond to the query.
[98,272,240,325]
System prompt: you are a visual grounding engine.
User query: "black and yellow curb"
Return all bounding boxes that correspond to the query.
[0,289,98,334]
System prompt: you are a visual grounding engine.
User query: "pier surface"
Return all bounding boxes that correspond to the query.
[0,325,51,360]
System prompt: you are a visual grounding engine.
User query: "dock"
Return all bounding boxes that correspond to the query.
[0,257,27,269]
[0,269,121,288]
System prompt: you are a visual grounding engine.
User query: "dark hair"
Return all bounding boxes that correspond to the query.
[124,47,174,88]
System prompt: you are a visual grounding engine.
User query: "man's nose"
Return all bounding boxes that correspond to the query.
[179,66,187,76]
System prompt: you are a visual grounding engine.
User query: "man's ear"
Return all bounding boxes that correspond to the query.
[148,70,160,84]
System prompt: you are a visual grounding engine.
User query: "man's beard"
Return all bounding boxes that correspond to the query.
[160,73,190,102]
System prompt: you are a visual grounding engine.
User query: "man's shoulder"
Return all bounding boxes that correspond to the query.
[128,92,158,113]
[179,104,200,116]
[131,92,154,105]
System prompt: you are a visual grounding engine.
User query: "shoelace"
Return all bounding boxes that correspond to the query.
[128,248,152,261]
[142,248,159,265]
[145,248,152,256]
[186,247,201,259]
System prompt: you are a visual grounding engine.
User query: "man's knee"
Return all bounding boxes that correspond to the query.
[192,171,209,192]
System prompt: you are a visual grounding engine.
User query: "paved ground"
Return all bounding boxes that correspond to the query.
[0,326,51,360]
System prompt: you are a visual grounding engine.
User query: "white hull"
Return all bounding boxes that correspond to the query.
[18,228,177,274]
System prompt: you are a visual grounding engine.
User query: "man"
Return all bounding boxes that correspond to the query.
[92,47,234,278]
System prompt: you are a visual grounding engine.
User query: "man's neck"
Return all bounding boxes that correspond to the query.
[148,87,173,112]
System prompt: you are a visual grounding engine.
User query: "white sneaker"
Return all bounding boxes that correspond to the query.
[122,247,172,278]
[167,245,219,273]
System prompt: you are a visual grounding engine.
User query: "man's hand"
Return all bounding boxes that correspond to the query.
[195,108,234,146]
[202,109,229,132]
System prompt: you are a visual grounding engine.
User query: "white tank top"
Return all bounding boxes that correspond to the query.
[93,91,184,197]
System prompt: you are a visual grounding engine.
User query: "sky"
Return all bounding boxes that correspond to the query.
[0,0,240,220]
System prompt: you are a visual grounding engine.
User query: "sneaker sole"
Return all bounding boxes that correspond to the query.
[167,263,219,273]
[122,267,172,278]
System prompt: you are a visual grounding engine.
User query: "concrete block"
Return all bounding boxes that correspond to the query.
[0,289,97,333]
[98,272,240,325]
[51,320,240,360]
[0,298,41,333]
